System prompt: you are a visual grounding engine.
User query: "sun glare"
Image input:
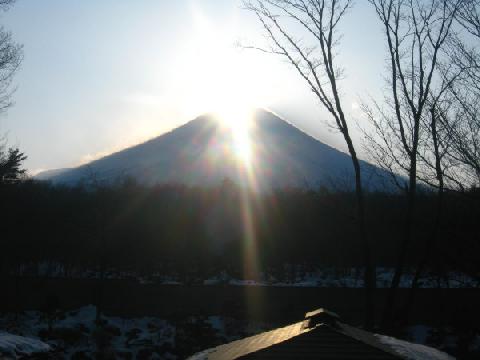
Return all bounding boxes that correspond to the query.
[215,106,254,166]
[166,4,282,130]
[233,124,252,165]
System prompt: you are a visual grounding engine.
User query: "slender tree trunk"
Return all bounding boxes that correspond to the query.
[14,265,20,322]
[404,183,443,323]
[95,202,107,326]
[403,107,445,324]
[382,149,418,331]
[96,228,106,326]
[348,140,375,330]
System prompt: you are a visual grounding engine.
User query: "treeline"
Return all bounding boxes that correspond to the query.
[1,179,479,282]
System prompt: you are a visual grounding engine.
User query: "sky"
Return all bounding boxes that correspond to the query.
[0,0,386,174]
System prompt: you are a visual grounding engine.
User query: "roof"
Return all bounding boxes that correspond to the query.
[188,308,456,360]
[200,321,307,360]
[305,308,340,320]
[188,309,402,360]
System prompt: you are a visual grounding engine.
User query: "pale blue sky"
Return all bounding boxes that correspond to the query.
[1,0,385,174]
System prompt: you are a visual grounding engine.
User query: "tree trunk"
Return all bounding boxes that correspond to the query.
[403,107,445,324]
[348,141,376,330]
[382,152,418,331]
[404,183,443,324]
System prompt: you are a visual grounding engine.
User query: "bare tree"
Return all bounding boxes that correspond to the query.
[457,0,480,39]
[0,0,16,13]
[429,75,480,189]
[401,2,480,323]
[443,94,480,187]
[0,0,24,184]
[365,0,459,329]
[0,0,22,112]
[436,2,480,188]
[402,73,457,323]
[243,0,376,328]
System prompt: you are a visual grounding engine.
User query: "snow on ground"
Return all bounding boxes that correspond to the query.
[0,305,176,359]
[0,332,50,358]
[378,333,456,360]
[1,306,478,359]
[203,267,480,288]
[0,306,273,359]
[13,262,480,288]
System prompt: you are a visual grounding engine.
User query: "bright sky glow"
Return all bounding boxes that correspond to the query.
[0,0,387,173]
[170,4,274,118]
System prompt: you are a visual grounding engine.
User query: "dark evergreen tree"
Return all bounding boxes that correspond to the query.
[0,146,26,184]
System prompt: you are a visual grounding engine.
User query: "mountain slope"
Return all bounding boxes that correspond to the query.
[38,109,396,191]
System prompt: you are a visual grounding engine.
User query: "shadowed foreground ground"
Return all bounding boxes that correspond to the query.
[1,277,478,327]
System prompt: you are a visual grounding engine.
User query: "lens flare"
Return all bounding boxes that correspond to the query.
[215,107,254,166]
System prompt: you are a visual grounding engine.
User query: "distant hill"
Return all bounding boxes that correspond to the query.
[34,168,71,180]
[37,109,398,191]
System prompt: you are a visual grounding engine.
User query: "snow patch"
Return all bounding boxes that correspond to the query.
[377,333,455,360]
[0,332,51,358]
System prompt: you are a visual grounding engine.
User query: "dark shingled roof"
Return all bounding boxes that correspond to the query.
[188,309,404,360]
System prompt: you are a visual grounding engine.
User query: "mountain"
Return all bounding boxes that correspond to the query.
[34,168,71,180]
[37,109,396,191]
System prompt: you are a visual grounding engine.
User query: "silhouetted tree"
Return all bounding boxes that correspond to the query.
[435,1,480,189]
[404,2,480,317]
[403,84,454,324]
[365,0,459,330]
[0,144,26,184]
[0,0,22,112]
[0,0,23,186]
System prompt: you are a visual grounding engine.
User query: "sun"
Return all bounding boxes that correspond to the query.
[215,105,254,166]
[168,4,279,130]
[167,5,279,167]
[232,123,252,165]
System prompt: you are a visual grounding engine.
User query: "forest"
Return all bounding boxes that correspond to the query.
[1,179,478,285]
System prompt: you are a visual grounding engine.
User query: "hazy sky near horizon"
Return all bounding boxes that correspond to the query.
[1,0,386,174]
